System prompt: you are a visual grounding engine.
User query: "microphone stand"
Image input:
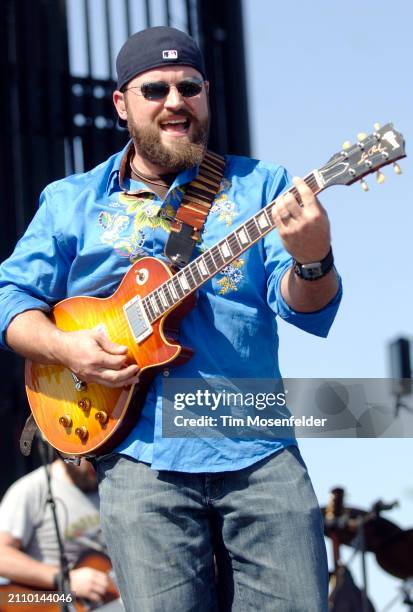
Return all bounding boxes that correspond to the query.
[38,439,72,612]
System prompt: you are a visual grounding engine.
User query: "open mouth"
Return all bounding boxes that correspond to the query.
[159,118,191,134]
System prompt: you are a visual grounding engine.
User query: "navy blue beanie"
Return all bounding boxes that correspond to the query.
[116,26,206,91]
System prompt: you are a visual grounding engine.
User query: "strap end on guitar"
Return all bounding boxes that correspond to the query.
[19,413,38,456]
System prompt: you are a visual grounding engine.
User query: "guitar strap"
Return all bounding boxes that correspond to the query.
[164,150,225,268]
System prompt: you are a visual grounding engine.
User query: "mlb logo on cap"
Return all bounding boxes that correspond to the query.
[162,49,178,59]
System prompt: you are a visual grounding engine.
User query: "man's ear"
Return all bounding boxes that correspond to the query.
[113,90,128,123]
[204,81,209,95]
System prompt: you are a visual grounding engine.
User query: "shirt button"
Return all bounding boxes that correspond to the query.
[163,369,170,377]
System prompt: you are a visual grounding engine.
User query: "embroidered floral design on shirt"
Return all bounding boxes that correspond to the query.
[98,212,130,245]
[98,192,182,264]
[211,179,238,226]
[216,259,245,295]
[118,193,175,232]
[114,229,147,263]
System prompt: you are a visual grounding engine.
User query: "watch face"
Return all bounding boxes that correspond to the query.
[301,262,323,279]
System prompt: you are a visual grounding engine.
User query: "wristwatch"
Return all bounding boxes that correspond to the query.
[293,247,334,281]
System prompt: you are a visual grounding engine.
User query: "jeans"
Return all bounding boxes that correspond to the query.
[96,446,328,612]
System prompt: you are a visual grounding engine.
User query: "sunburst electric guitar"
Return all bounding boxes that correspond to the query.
[25,124,406,456]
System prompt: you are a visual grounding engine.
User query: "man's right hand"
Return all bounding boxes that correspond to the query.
[6,310,140,388]
[55,327,140,388]
[69,566,111,603]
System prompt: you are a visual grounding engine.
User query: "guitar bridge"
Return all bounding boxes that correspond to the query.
[123,295,153,343]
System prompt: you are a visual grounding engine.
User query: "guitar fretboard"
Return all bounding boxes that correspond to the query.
[141,171,322,322]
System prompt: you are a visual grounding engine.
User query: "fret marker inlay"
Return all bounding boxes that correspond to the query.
[199,260,208,276]
[258,213,269,229]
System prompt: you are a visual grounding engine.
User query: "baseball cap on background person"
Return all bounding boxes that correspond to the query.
[116,26,207,128]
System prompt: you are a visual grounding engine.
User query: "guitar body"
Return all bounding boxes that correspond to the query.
[0,552,119,612]
[25,257,194,456]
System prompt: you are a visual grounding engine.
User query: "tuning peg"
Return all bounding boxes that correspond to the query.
[361,179,369,192]
[376,170,385,184]
[374,122,381,131]
[393,162,402,175]
[357,132,367,141]
[342,141,352,150]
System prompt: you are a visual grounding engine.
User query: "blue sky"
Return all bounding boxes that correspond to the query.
[243,1,412,609]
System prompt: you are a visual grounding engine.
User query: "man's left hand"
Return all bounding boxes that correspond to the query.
[272,177,331,263]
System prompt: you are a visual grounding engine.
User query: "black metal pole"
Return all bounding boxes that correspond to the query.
[37,440,71,612]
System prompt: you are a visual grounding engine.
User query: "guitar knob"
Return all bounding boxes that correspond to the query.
[59,415,72,428]
[78,398,91,411]
[95,410,109,425]
[75,426,88,440]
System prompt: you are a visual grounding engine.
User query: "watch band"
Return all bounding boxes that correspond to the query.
[293,247,334,281]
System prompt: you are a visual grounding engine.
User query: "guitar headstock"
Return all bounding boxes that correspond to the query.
[319,123,406,190]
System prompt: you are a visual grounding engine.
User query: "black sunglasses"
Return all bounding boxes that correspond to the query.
[125,79,204,101]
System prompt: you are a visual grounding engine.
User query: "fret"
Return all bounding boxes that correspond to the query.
[168,280,179,300]
[150,295,159,314]
[153,292,163,313]
[290,186,302,205]
[189,263,202,285]
[211,245,225,269]
[159,284,173,308]
[159,289,169,309]
[143,298,155,321]
[246,219,260,241]
[163,285,174,307]
[172,275,185,298]
[153,289,166,311]
[203,250,217,273]
[237,227,250,245]
[220,240,232,259]
[229,231,242,253]
[186,265,198,287]
[304,172,318,193]
[257,211,270,230]
[178,273,190,291]
[198,258,209,277]
[264,203,274,223]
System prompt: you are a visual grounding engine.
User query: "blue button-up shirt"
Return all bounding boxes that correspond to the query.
[0,144,342,472]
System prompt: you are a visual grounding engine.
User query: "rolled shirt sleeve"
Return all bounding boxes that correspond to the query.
[0,188,73,349]
[262,167,343,338]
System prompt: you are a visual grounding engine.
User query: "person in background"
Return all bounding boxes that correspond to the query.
[0,457,115,606]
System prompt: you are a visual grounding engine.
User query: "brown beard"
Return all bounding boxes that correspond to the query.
[125,102,210,172]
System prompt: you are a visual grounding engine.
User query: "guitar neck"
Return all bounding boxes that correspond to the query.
[141,170,323,323]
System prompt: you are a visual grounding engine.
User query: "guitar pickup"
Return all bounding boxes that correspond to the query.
[123,295,153,344]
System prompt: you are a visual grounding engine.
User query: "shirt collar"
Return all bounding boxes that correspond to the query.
[105,140,201,197]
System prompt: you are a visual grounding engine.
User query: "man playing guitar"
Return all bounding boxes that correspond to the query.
[0,26,342,611]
